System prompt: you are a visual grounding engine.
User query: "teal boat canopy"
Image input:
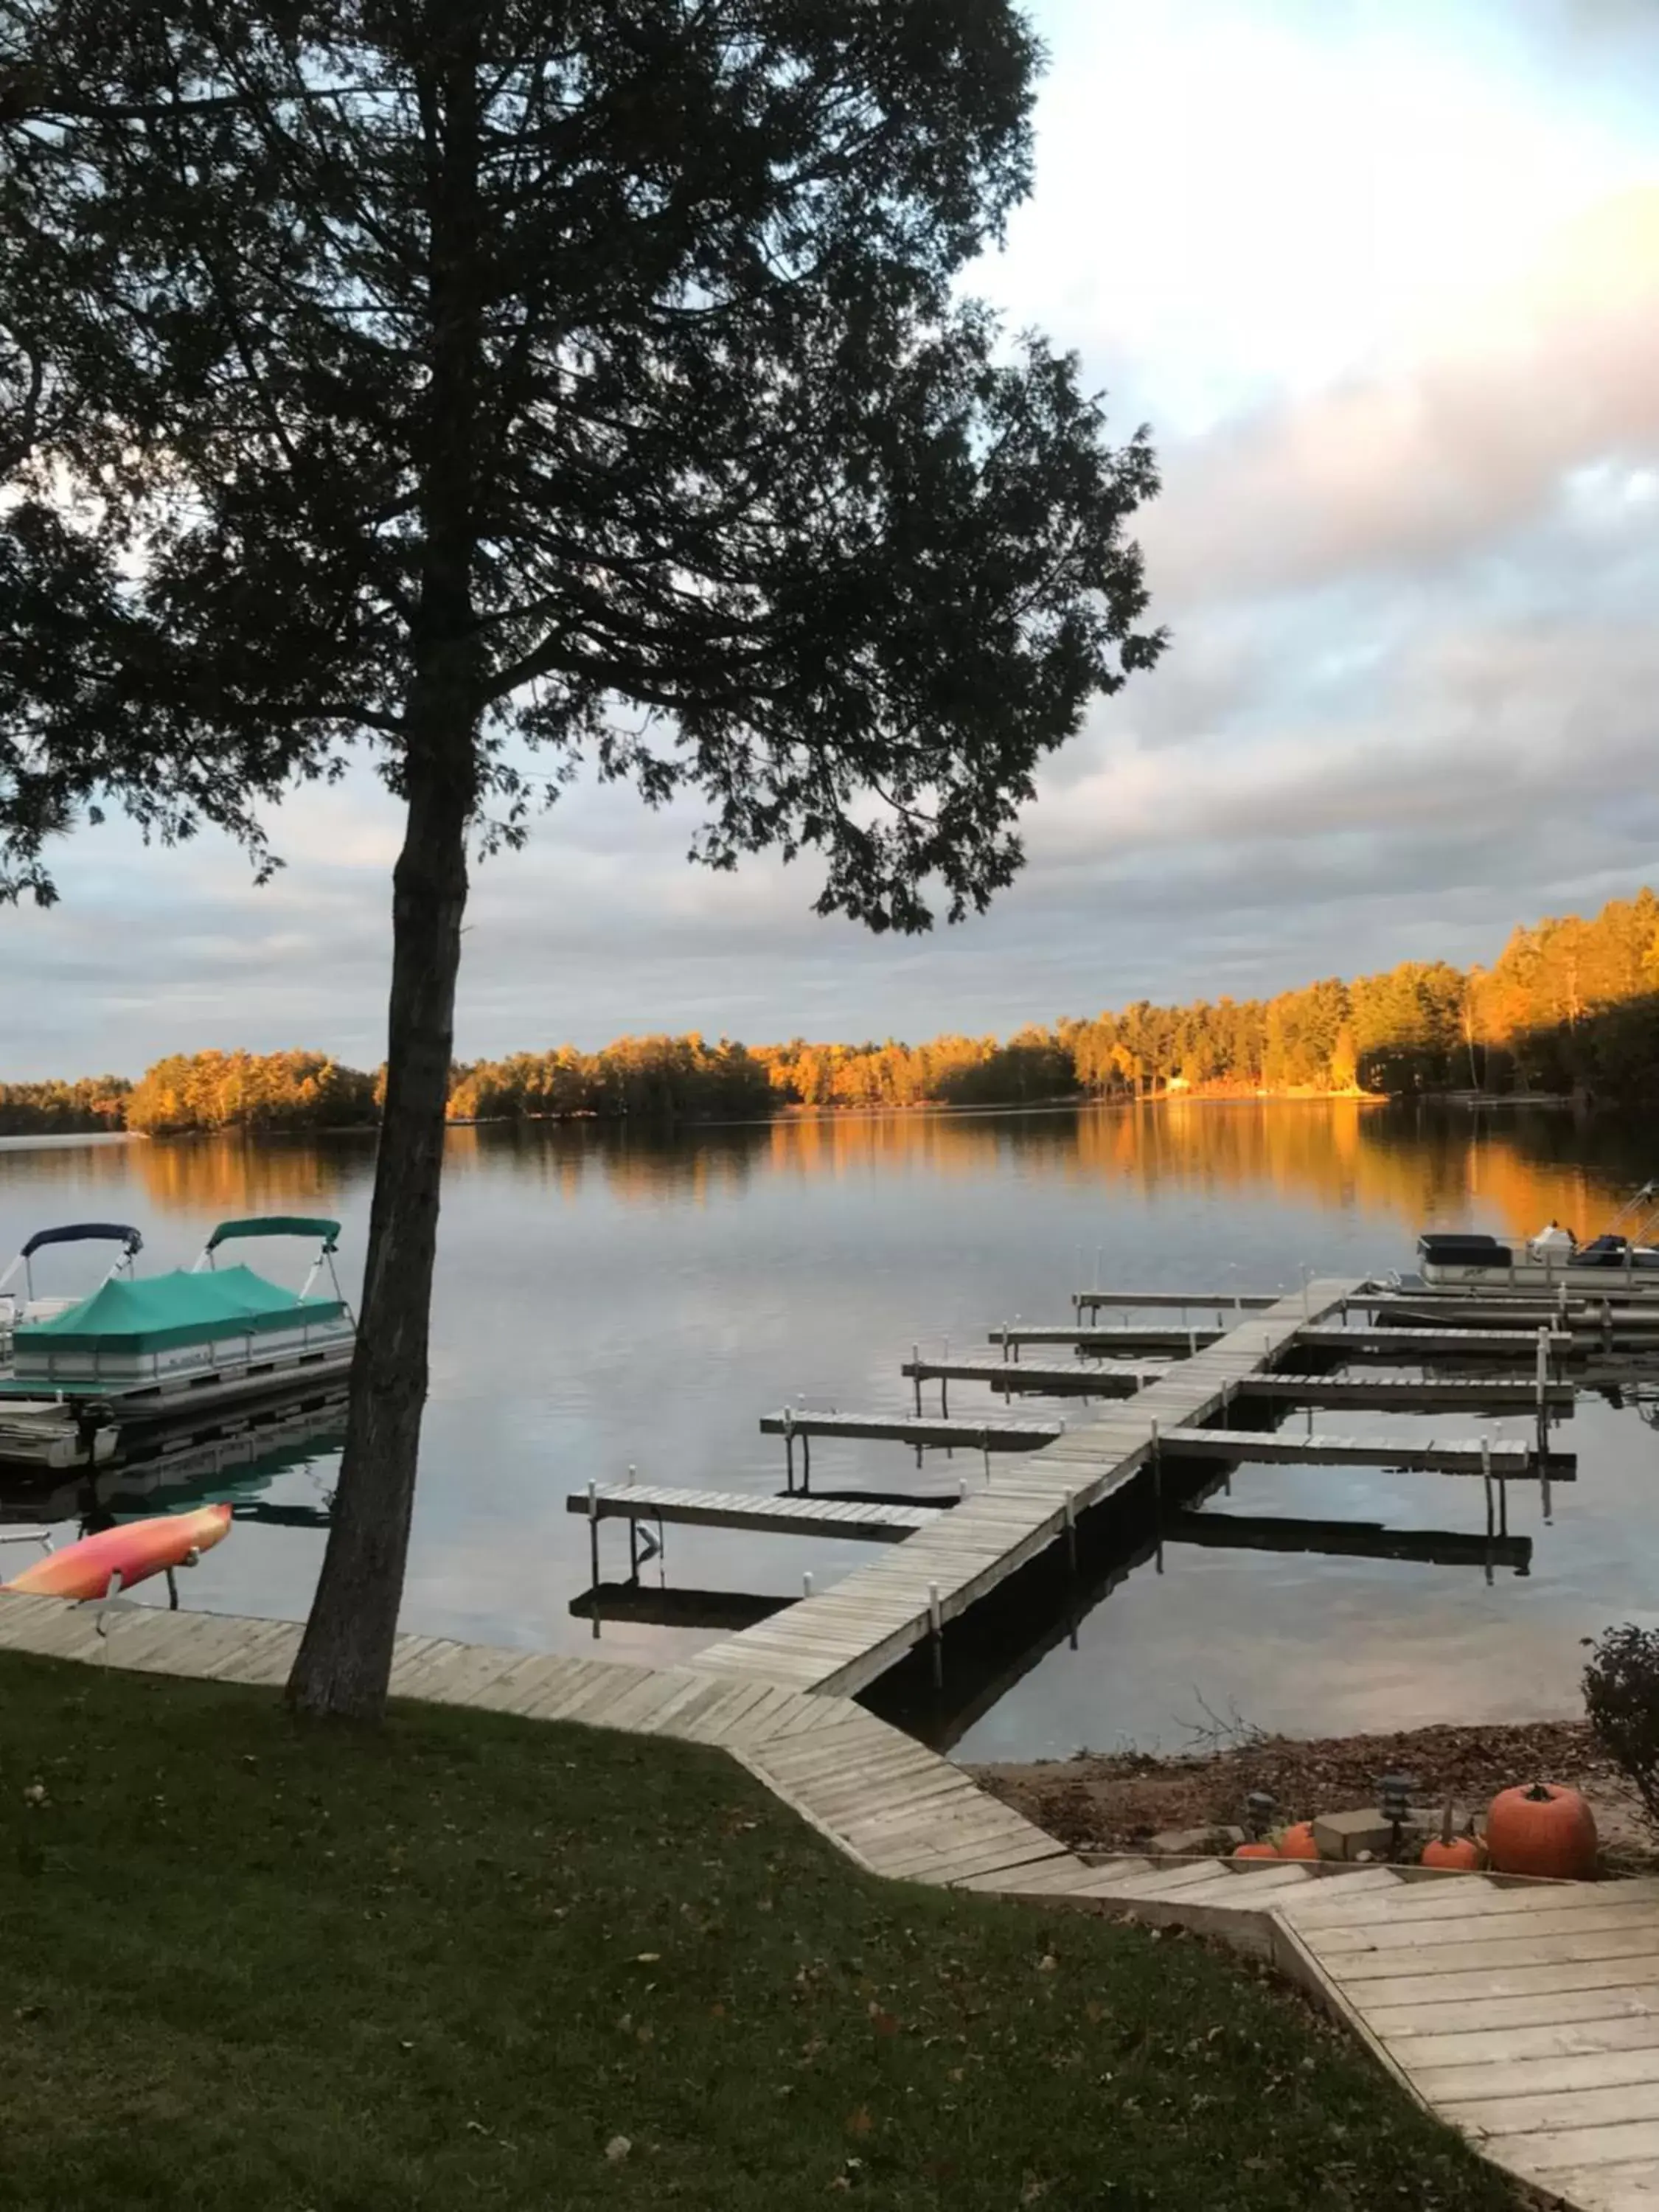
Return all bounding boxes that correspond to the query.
[206,1217,341,1253]
[15,1265,348,1356]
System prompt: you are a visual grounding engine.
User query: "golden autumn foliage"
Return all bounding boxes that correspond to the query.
[4,887,1657,1134]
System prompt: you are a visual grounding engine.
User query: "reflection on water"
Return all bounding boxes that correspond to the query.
[1,1100,1655,1755]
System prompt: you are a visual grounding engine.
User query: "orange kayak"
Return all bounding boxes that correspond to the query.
[3,1504,232,1600]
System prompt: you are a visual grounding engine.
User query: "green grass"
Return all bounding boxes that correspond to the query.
[0,1653,1518,2211]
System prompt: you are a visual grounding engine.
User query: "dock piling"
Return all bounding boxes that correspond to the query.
[928,1582,943,1688]
[1482,1440,1495,1587]
[588,1479,601,1640]
[913,1345,922,1418]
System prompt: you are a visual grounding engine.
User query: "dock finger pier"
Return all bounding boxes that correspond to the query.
[569,1272,1604,1697]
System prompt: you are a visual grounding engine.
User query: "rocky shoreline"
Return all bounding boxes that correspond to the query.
[969,1717,1657,1868]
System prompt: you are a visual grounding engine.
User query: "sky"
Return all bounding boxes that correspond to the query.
[10,0,1659,1077]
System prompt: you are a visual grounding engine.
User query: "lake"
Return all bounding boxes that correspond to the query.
[3,1099,1656,1761]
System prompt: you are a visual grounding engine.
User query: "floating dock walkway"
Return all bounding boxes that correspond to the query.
[575,1277,1580,1694]
[686,1281,1366,1696]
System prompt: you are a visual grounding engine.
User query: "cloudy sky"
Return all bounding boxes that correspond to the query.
[11,0,1659,1078]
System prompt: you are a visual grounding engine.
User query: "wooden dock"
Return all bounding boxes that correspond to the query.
[902,1354,1166,1397]
[1159,1426,1572,1480]
[1073,1289,1281,1313]
[759,1384,1573,1463]
[990,1321,1573,1360]
[0,1589,1652,2212]
[759,1411,1065,1451]
[569,1481,945,1543]
[692,1282,1367,1697]
[1239,1371,1576,1413]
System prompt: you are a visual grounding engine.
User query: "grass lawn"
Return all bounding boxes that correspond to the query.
[0,1652,1520,2211]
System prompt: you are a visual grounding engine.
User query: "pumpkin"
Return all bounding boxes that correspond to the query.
[1421,1799,1486,1874]
[1486,1781,1598,1880]
[1278,1821,1321,1861]
[1421,1833,1486,1872]
[1233,1840,1280,1861]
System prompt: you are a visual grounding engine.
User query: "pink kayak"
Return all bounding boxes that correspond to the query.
[3,1504,232,1600]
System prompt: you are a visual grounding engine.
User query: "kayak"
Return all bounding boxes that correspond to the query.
[2,1503,232,1601]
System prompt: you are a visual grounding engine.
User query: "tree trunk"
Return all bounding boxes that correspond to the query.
[287,10,484,1722]
[286,689,474,1720]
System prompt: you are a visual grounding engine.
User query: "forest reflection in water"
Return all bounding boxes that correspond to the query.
[1,1098,1655,1757]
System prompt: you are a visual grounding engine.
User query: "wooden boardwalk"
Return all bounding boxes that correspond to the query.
[0,1585,1654,2209]
[694,1283,1365,1697]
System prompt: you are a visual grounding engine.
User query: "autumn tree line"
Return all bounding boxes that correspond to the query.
[5,890,1658,1137]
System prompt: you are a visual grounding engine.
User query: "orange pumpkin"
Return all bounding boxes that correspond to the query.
[1421,1833,1486,1873]
[1233,1840,1280,1861]
[1421,1799,1486,1874]
[1486,1781,1598,1880]
[1279,1821,1321,1861]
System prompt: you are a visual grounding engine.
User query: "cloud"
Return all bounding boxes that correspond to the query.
[1142,189,1659,603]
[7,1,1659,1075]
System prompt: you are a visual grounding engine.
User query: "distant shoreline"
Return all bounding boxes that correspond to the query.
[0,1087,1587,1149]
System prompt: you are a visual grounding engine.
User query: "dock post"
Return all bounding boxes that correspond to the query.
[1534,1327,1550,1467]
[783,1408,795,1495]
[1186,1324,1197,1357]
[928,1582,943,1688]
[802,1571,813,1599]
[587,1480,601,1641]
[1150,1419,1164,1573]
[913,1345,922,1418]
[801,1429,812,1493]
[1481,1441,1495,1588]
[1220,1382,1233,1494]
[1063,1492,1077,1575]
[980,1427,991,1485]
[941,1371,950,1419]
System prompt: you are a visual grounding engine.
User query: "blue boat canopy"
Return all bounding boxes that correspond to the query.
[20,1222,143,1261]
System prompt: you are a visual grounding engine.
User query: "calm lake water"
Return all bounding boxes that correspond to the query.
[3,1101,1657,1759]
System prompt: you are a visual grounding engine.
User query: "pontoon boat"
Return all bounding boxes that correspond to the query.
[1417,1182,1659,1296]
[0,1216,355,1470]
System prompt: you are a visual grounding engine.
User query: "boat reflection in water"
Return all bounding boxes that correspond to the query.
[0,1396,344,1568]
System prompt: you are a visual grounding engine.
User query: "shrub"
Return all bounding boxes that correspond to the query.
[1583,1623,1659,1826]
